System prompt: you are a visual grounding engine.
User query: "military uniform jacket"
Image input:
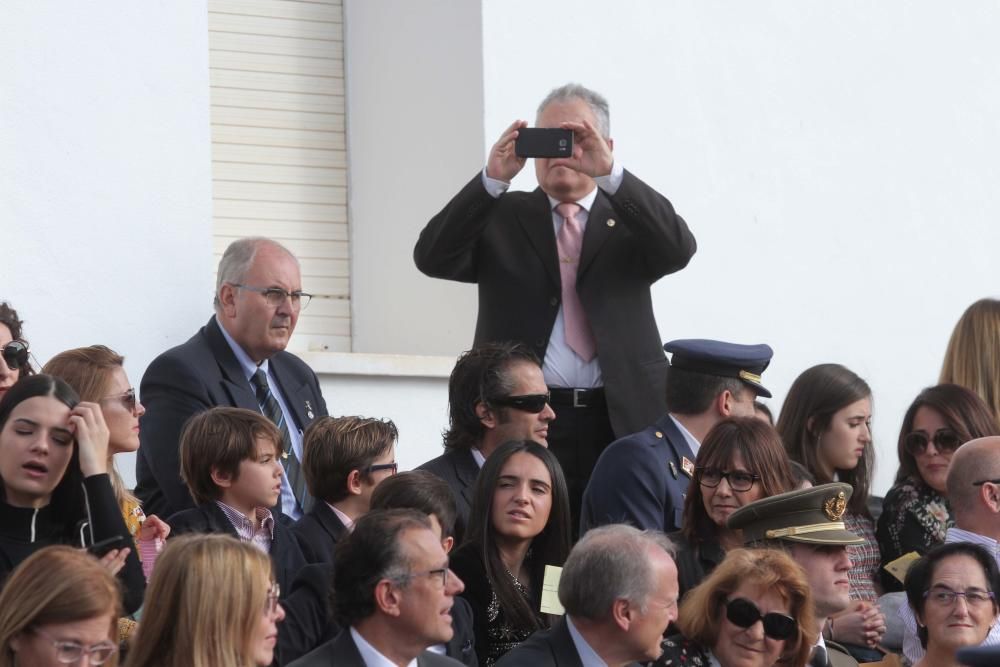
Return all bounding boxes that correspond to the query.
[580,413,695,534]
[414,169,696,439]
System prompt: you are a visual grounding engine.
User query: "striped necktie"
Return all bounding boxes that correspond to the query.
[251,368,312,513]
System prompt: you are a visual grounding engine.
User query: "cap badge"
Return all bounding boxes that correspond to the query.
[681,457,695,478]
[823,492,847,521]
[738,370,762,384]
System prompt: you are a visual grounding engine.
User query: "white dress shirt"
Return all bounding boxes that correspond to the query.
[565,616,607,667]
[481,162,625,389]
[351,627,417,667]
[668,414,701,456]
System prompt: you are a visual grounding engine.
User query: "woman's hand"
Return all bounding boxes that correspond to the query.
[96,548,130,576]
[69,402,109,477]
[137,515,170,543]
[831,601,887,648]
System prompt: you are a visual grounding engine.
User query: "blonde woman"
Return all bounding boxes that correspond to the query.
[0,546,121,667]
[940,298,1000,421]
[125,534,285,667]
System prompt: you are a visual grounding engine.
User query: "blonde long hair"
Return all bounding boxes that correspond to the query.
[940,298,1000,420]
[0,546,121,667]
[42,345,140,512]
[125,535,273,667]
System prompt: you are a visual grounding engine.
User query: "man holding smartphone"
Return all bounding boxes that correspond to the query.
[414,83,696,531]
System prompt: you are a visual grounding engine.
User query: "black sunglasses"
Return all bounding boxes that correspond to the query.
[904,429,963,456]
[2,340,29,371]
[490,393,551,414]
[696,467,760,492]
[724,597,797,640]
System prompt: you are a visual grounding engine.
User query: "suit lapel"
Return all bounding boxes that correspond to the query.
[315,502,348,543]
[203,318,261,412]
[270,356,313,432]
[453,450,481,512]
[578,189,614,279]
[659,415,696,483]
[515,189,560,289]
[552,618,585,667]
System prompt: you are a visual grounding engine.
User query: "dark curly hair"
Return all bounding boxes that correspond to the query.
[0,302,33,378]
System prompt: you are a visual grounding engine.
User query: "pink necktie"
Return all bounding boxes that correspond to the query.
[555,202,597,361]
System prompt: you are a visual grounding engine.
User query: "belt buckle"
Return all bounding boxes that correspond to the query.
[573,388,587,408]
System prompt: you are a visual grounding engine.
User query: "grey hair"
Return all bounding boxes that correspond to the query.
[537,83,611,138]
[559,525,674,619]
[213,237,298,312]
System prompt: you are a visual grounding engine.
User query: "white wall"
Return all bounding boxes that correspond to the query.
[1,1,214,484]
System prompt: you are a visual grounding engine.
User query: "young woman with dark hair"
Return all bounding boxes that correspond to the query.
[0,302,33,401]
[449,440,571,665]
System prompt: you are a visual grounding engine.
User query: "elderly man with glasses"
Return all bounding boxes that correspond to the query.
[137,237,328,520]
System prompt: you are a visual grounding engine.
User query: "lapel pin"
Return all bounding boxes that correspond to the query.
[668,461,678,479]
[607,218,616,227]
[305,400,314,420]
[681,456,695,478]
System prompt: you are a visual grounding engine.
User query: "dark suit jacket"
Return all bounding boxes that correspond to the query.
[137,316,328,518]
[417,449,480,543]
[167,501,306,594]
[279,563,479,666]
[287,627,465,667]
[291,502,349,565]
[414,170,696,439]
[495,616,641,667]
[579,414,695,534]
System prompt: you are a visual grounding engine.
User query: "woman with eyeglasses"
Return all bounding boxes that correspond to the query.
[672,417,796,599]
[0,302,34,400]
[0,374,145,614]
[44,346,170,573]
[0,546,122,667]
[904,542,1000,667]
[656,548,815,667]
[877,384,1000,593]
[777,363,886,660]
[125,534,285,667]
[449,440,571,666]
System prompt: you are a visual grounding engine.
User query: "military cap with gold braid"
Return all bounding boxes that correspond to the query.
[726,482,865,545]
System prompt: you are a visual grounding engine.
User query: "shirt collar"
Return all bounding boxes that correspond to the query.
[328,503,356,533]
[470,448,486,468]
[350,627,417,667]
[216,315,269,381]
[668,414,701,455]
[565,616,607,667]
[947,527,1000,559]
[215,500,275,540]
[547,185,599,215]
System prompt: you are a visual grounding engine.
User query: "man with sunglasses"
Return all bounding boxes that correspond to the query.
[897,436,1000,664]
[418,342,555,542]
[581,339,772,535]
[138,237,328,520]
[728,483,864,667]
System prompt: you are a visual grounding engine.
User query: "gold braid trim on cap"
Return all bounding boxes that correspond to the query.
[738,370,762,383]
[765,522,846,539]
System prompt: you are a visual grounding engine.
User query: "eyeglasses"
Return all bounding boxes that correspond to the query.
[2,340,29,371]
[490,393,551,414]
[724,597,797,640]
[973,479,1000,487]
[31,626,118,665]
[924,585,995,607]
[265,581,281,614]
[401,567,450,588]
[362,462,398,476]
[696,467,760,492]
[904,429,963,456]
[231,284,313,310]
[101,388,138,415]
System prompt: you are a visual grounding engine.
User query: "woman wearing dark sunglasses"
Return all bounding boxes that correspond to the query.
[657,548,815,667]
[672,417,796,599]
[0,302,34,401]
[877,384,999,593]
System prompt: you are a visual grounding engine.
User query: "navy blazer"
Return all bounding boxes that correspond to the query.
[287,627,465,667]
[291,501,349,565]
[167,501,306,595]
[417,448,480,544]
[137,316,328,518]
[496,616,641,667]
[415,170,696,439]
[579,414,695,535]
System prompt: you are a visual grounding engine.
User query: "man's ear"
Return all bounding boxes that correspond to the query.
[476,401,497,430]
[210,466,233,489]
[716,390,735,417]
[611,598,632,631]
[373,579,403,617]
[441,535,455,554]
[346,469,363,496]
[218,283,239,318]
[606,136,615,152]
[980,482,1000,513]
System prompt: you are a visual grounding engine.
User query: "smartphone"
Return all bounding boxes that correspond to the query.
[515,128,573,158]
[87,535,129,558]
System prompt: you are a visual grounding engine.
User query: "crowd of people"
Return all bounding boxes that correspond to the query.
[3,82,1000,667]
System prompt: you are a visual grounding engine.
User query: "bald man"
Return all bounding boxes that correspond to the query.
[901,436,1000,663]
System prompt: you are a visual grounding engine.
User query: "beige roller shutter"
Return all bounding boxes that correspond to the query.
[208,0,349,352]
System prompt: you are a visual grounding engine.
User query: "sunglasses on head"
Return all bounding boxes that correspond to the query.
[724,597,797,640]
[904,429,963,456]
[2,340,29,371]
[490,392,551,414]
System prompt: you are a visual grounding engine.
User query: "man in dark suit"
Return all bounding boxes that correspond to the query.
[497,524,679,666]
[418,342,553,541]
[137,237,328,519]
[580,339,773,535]
[288,509,465,667]
[415,83,697,530]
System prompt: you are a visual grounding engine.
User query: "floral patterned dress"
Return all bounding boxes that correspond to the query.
[875,477,953,592]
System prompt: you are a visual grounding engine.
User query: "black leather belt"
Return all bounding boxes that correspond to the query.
[548,387,606,409]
